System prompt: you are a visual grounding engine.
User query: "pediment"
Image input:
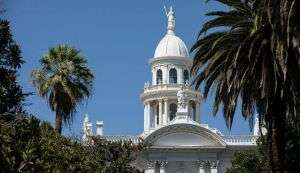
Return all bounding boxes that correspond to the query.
[144,123,226,147]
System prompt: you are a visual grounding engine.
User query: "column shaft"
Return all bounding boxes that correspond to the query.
[199,168,205,173]
[159,100,163,125]
[159,161,167,173]
[198,161,205,173]
[152,70,156,85]
[145,169,155,173]
[178,68,183,84]
[211,168,218,173]
[160,166,166,173]
[144,103,151,131]
[210,160,218,173]
[164,99,169,123]
[162,66,168,84]
[144,104,148,131]
[145,161,155,173]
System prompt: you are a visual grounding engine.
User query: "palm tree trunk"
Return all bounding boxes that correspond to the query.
[266,96,287,173]
[55,110,63,134]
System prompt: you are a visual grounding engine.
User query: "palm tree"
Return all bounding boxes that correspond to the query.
[31,45,94,134]
[191,0,299,172]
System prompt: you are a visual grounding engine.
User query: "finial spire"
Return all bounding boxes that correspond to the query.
[164,6,175,35]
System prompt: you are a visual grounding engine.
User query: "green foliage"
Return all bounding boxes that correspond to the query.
[191,0,299,171]
[0,113,144,173]
[226,136,269,173]
[227,125,300,173]
[0,19,27,114]
[226,150,266,173]
[31,45,95,133]
[284,122,300,172]
[85,137,145,173]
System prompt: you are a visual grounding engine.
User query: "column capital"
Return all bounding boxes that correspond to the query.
[197,160,206,168]
[159,161,168,168]
[146,160,155,169]
[209,160,219,169]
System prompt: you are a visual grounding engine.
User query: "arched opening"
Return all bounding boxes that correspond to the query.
[169,68,177,84]
[190,101,196,121]
[156,104,159,125]
[169,103,177,121]
[156,69,162,84]
[184,69,189,83]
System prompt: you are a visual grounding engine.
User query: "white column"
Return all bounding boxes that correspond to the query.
[166,66,170,84]
[210,160,218,173]
[145,161,155,173]
[152,69,156,85]
[162,66,168,84]
[144,102,150,132]
[159,100,163,125]
[177,68,183,84]
[163,99,168,125]
[159,161,167,173]
[198,161,205,173]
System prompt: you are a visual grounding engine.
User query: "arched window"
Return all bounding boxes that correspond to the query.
[169,68,177,84]
[156,69,162,84]
[184,70,189,83]
[169,103,177,121]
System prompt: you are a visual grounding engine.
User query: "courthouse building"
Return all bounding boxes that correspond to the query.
[83,7,259,173]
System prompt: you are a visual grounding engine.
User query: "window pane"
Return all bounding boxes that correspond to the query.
[169,68,177,84]
[169,103,177,121]
[184,70,189,83]
[156,69,162,84]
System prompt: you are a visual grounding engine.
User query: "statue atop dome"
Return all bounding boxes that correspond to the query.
[164,6,175,35]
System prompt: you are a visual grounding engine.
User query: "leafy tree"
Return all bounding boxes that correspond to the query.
[191,0,299,172]
[31,45,94,134]
[0,113,43,172]
[226,136,269,173]
[85,137,145,173]
[0,19,27,114]
[0,113,144,173]
[227,123,300,173]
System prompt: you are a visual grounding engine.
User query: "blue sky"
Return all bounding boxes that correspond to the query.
[4,0,253,136]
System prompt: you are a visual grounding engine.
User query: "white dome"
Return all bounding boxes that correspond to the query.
[154,34,189,58]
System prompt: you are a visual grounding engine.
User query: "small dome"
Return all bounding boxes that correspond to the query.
[154,34,189,58]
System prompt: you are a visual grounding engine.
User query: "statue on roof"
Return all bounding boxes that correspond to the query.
[164,6,175,34]
[177,86,188,109]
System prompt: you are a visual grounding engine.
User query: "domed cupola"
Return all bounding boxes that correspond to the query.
[141,7,201,135]
[153,7,189,58]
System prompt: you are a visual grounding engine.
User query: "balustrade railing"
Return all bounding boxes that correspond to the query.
[105,135,141,144]
[105,135,258,145]
[144,82,191,91]
[222,135,259,145]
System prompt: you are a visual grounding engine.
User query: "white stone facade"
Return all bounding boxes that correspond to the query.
[82,6,259,173]
[138,7,257,173]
